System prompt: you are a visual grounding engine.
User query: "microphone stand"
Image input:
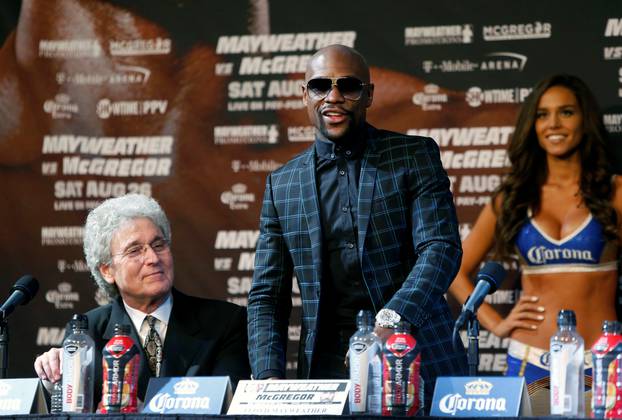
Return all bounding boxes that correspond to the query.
[466,313,479,376]
[0,313,8,378]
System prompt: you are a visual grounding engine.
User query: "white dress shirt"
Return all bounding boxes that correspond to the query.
[123,293,173,347]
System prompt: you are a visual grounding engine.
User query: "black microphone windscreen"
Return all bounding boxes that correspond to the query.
[477,262,506,294]
[12,275,39,303]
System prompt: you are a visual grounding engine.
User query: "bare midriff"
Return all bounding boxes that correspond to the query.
[511,269,618,350]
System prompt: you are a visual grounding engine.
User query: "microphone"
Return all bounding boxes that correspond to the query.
[454,262,506,331]
[0,275,39,321]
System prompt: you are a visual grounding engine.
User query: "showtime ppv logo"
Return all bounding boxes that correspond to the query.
[96,98,168,119]
[465,86,531,107]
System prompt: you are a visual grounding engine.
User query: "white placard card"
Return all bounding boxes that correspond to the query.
[0,378,48,415]
[228,379,350,416]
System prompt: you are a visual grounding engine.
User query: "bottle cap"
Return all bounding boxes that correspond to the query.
[356,310,374,328]
[114,323,131,335]
[557,309,576,327]
[602,320,622,334]
[70,313,89,330]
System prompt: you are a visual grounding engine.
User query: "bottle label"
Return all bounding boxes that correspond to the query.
[381,332,421,416]
[101,335,140,413]
[550,342,583,415]
[349,342,376,413]
[62,344,93,412]
[591,336,622,418]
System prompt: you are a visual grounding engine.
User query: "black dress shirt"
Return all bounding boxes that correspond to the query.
[313,133,374,363]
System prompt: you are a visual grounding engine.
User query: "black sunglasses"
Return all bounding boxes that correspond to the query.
[305,77,371,100]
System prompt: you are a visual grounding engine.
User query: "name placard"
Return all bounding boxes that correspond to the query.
[430,376,531,417]
[227,379,350,416]
[0,378,47,415]
[142,376,231,414]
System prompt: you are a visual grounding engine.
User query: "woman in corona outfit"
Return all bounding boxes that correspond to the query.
[449,74,621,384]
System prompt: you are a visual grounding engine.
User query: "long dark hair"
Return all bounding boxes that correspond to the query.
[492,74,617,260]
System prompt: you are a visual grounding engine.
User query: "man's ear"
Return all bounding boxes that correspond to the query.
[99,263,116,285]
[301,84,308,106]
[365,84,374,108]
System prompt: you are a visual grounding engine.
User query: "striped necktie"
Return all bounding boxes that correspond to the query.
[143,315,162,377]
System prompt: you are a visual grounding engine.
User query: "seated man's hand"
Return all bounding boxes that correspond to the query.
[34,348,62,382]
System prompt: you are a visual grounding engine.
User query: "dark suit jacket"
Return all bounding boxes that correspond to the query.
[248,125,467,402]
[82,288,250,406]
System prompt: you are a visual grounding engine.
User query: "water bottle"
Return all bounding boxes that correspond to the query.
[101,324,140,413]
[61,314,95,413]
[348,310,382,414]
[381,321,421,416]
[50,381,63,414]
[367,347,382,415]
[549,309,584,417]
[592,320,622,418]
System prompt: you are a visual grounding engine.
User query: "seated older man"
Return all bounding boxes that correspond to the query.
[34,193,250,406]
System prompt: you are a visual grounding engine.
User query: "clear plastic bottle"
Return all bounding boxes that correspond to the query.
[349,310,382,414]
[62,314,95,413]
[550,309,584,417]
[50,381,63,414]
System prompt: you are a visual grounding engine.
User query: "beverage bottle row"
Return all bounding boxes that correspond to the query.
[50,314,140,414]
[550,310,622,419]
[348,310,422,416]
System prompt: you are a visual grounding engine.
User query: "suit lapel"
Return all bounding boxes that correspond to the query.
[299,147,323,273]
[160,290,203,377]
[357,140,379,254]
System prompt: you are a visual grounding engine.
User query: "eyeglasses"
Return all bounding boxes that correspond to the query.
[305,77,371,101]
[112,238,170,262]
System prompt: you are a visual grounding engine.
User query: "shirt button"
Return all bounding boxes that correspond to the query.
[342,206,348,212]
[347,242,355,249]
[339,170,346,176]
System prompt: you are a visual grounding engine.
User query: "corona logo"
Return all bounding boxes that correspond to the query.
[173,378,199,395]
[464,379,493,395]
[58,282,71,293]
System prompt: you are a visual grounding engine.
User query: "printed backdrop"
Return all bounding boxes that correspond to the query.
[0,0,621,378]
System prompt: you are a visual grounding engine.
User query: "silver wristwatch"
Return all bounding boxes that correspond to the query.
[375,309,401,328]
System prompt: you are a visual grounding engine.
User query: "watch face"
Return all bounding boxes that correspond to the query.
[377,309,400,326]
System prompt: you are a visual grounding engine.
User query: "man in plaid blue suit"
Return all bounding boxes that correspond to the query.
[248,45,467,408]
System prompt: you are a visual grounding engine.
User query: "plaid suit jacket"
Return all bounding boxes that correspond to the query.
[248,125,467,391]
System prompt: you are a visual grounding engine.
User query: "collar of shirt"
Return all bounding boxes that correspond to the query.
[314,132,366,162]
[123,293,173,346]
